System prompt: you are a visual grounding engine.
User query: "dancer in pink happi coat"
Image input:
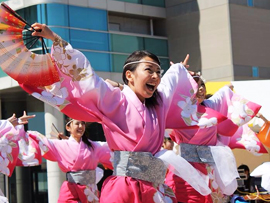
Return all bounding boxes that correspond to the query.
[165,75,261,203]
[13,23,233,203]
[1,113,112,203]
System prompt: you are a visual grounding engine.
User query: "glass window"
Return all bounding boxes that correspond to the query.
[46,27,70,47]
[252,66,259,77]
[16,5,38,25]
[40,4,69,26]
[114,0,141,3]
[144,38,168,57]
[69,6,107,31]
[247,0,254,6]
[111,54,128,72]
[114,0,165,7]
[82,51,111,72]
[28,112,45,134]
[160,58,170,73]
[142,0,165,7]
[70,30,109,51]
[110,34,144,53]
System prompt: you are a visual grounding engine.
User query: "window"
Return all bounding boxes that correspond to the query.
[69,6,107,31]
[83,52,111,72]
[252,66,259,77]
[70,30,109,51]
[110,34,144,53]
[114,0,165,7]
[247,0,254,7]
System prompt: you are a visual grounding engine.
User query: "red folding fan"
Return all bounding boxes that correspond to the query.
[0,2,60,86]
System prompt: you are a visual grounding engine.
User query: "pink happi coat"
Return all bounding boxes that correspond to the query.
[27,130,112,203]
[17,37,231,203]
[0,120,42,177]
[166,86,261,203]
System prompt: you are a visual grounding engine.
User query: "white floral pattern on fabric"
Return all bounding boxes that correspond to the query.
[178,95,218,128]
[52,38,94,81]
[228,100,254,126]
[0,136,17,176]
[31,81,69,110]
[27,132,49,155]
[53,46,67,66]
[238,133,261,156]
[0,137,12,158]
[207,166,230,203]
[18,139,39,166]
[84,184,99,203]
[197,117,218,128]
[0,156,10,176]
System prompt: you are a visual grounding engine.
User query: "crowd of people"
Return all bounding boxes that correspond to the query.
[0,22,269,203]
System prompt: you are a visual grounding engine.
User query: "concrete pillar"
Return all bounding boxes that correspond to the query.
[15,167,32,203]
[44,104,66,203]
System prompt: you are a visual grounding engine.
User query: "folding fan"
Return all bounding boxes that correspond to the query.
[0,2,60,86]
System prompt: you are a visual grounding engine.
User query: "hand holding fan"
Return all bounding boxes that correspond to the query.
[0,2,60,86]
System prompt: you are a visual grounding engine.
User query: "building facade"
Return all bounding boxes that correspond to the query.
[0,0,269,202]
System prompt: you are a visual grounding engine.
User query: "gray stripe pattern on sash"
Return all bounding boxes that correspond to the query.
[113,151,166,185]
[66,170,96,185]
[179,143,215,163]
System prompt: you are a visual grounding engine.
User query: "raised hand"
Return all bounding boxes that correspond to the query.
[7,113,18,127]
[105,79,124,90]
[170,54,196,76]
[31,23,58,41]
[18,111,36,126]
[58,132,69,140]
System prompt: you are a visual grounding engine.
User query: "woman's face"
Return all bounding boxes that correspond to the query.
[163,138,174,150]
[194,77,206,104]
[126,57,161,102]
[66,120,86,139]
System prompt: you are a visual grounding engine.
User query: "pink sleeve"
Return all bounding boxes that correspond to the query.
[27,131,60,162]
[204,86,261,127]
[160,65,228,129]
[20,40,127,123]
[0,120,20,176]
[93,141,113,170]
[228,124,268,154]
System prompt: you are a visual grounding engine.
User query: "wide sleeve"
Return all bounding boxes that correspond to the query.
[20,38,127,123]
[228,124,268,155]
[0,120,20,176]
[160,64,227,129]
[93,141,113,170]
[204,86,261,127]
[27,131,60,162]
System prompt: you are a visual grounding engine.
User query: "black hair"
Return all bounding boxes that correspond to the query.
[66,117,93,150]
[122,50,162,108]
[238,164,250,173]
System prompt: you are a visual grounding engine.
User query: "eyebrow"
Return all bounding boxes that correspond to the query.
[144,63,161,70]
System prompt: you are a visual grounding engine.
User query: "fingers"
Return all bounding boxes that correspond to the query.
[58,133,69,140]
[170,61,174,66]
[182,54,189,66]
[188,71,195,76]
[19,112,36,124]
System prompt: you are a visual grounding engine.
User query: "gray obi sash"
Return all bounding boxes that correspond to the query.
[66,170,96,185]
[179,143,215,163]
[113,151,167,185]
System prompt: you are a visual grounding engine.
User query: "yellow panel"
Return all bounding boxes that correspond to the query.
[205,81,231,95]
